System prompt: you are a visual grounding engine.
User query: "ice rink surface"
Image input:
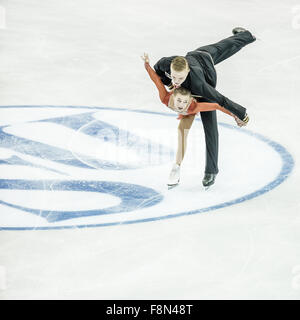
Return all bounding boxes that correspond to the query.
[0,0,300,299]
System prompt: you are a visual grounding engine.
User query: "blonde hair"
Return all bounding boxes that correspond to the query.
[171,56,189,72]
[173,87,191,97]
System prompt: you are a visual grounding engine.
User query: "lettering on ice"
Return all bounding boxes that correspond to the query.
[106,304,140,318]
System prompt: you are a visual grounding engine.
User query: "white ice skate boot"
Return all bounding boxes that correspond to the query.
[167,163,180,189]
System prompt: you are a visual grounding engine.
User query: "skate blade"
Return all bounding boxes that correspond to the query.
[204,184,214,191]
[167,183,179,190]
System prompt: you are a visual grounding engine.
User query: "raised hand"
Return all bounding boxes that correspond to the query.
[141,52,150,64]
[233,114,248,127]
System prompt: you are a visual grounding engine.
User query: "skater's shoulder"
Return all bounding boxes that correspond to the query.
[185,54,204,68]
[155,56,177,66]
[188,65,205,80]
[186,50,203,59]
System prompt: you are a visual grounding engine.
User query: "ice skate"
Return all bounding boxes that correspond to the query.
[242,113,249,124]
[202,173,216,190]
[167,163,180,189]
[232,27,256,40]
[232,27,247,35]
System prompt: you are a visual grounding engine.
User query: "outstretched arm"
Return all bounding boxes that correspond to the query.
[194,101,247,127]
[189,70,247,120]
[141,53,169,105]
[200,82,246,120]
[194,101,232,116]
[178,100,247,127]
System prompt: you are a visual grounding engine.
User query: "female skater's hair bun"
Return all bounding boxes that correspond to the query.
[173,87,191,97]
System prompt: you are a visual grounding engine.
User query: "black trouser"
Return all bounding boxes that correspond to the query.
[196,30,255,65]
[196,31,255,174]
[199,110,219,174]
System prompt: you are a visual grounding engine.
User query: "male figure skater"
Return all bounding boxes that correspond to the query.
[154,27,256,187]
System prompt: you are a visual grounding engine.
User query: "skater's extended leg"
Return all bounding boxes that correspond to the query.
[168,114,195,188]
[176,114,195,165]
[195,30,256,65]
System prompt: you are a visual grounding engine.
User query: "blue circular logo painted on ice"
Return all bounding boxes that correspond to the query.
[0,105,294,230]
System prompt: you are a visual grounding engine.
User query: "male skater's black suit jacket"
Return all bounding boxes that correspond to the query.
[154,51,246,120]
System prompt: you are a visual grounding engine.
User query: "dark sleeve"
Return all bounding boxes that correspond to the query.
[200,83,246,120]
[190,74,247,120]
[153,57,172,86]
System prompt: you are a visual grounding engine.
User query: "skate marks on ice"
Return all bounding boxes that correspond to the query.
[0,105,294,230]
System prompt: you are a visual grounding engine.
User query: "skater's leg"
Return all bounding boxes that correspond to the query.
[168,114,195,188]
[195,30,256,65]
[200,111,219,174]
[176,114,195,165]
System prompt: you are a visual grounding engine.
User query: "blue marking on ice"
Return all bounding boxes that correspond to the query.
[0,127,94,169]
[0,105,295,230]
[0,180,163,222]
[0,155,69,176]
[0,109,173,170]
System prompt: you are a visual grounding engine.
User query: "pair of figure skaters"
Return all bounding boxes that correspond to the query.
[141,27,256,189]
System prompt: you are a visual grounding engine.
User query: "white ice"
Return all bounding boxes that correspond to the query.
[0,0,300,299]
